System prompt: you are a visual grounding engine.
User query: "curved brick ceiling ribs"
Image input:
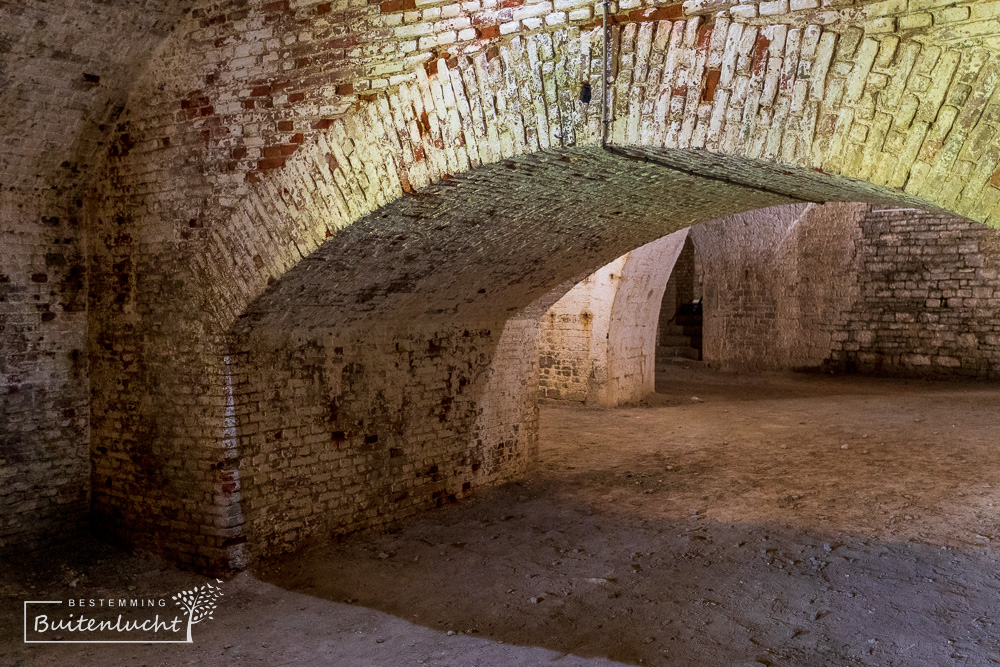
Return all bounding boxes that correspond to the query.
[110,0,1000,332]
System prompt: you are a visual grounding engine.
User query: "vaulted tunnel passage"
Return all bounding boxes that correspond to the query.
[8,0,1000,661]
[228,147,949,563]
[540,198,1000,406]
[70,3,1000,572]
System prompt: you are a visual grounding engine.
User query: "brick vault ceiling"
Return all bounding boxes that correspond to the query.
[0,0,195,195]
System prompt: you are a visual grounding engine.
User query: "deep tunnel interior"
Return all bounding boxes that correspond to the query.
[228,147,950,563]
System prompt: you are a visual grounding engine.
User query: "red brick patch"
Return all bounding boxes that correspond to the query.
[697,24,712,50]
[752,34,771,75]
[702,69,721,102]
[263,0,290,13]
[258,157,287,170]
[477,25,500,39]
[380,0,416,12]
[626,5,683,21]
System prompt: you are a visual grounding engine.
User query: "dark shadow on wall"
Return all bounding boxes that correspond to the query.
[656,234,704,362]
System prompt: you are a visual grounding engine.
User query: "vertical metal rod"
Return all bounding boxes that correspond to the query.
[601,0,610,148]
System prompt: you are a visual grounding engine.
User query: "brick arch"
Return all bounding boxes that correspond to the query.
[227,148,799,562]
[88,0,1000,570]
[197,0,1000,330]
[221,145,933,562]
[199,4,1000,332]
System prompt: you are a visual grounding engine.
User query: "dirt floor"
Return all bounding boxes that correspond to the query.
[5,365,1000,666]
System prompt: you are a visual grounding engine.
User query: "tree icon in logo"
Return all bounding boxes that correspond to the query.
[172,580,224,643]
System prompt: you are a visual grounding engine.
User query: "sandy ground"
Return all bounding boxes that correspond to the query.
[4,365,1000,666]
